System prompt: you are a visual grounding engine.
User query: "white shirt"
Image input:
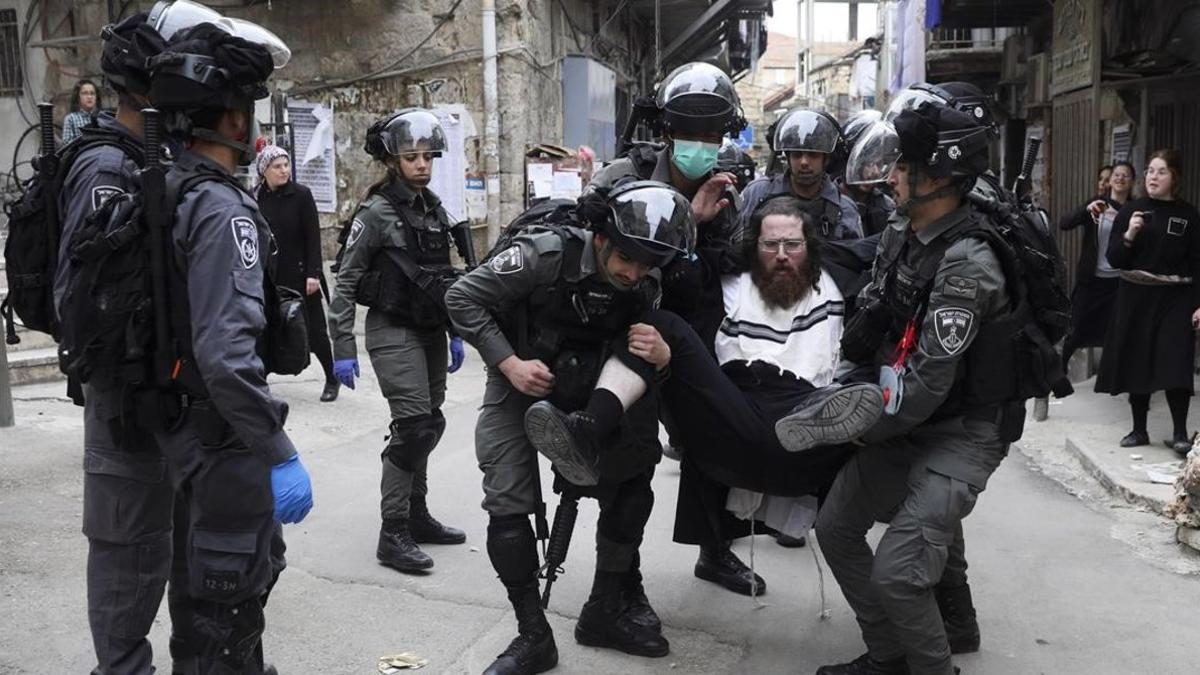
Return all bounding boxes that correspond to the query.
[714,269,845,387]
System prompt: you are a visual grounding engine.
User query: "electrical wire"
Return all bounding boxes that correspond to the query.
[289,0,465,96]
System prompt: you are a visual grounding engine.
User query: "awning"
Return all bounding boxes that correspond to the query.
[630,0,772,76]
[934,0,1045,29]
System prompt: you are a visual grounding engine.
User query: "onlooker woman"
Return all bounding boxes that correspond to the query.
[1095,164,1113,198]
[1096,149,1200,454]
[62,79,101,143]
[1060,161,1135,371]
[255,144,340,401]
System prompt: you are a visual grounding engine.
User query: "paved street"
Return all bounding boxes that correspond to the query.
[2,347,1199,674]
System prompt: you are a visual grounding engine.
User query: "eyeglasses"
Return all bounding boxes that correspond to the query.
[758,239,807,254]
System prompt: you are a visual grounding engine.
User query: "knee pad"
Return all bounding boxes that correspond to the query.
[190,597,264,672]
[486,514,538,587]
[384,411,446,471]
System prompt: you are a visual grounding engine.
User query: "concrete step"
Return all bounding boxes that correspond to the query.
[7,323,57,351]
[5,346,63,385]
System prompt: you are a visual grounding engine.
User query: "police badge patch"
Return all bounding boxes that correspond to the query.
[347,218,366,247]
[91,186,124,211]
[231,217,259,269]
[932,307,974,355]
[491,246,523,274]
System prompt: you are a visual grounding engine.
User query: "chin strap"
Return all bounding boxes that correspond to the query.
[896,174,969,216]
[190,127,253,159]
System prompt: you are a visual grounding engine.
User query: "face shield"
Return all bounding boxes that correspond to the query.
[883,87,948,123]
[149,0,291,67]
[608,184,696,265]
[381,110,447,157]
[845,121,901,186]
[774,110,841,154]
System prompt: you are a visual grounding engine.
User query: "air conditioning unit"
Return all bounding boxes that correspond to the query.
[1028,53,1049,105]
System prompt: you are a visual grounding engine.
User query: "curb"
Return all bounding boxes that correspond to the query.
[1062,437,1169,513]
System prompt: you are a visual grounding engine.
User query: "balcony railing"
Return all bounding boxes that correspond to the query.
[928,27,1012,51]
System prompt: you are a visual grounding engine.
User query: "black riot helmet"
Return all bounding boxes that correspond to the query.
[842,109,883,150]
[894,103,991,180]
[99,13,168,97]
[716,138,756,191]
[600,181,696,268]
[364,108,447,162]
[774,109,844,155]
[655,62,746,136]
[148,22,279,160]
[938,81,996,130]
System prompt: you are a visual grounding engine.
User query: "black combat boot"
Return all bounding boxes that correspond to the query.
[694,544,765,596]
[815,652,910,675]
[524,401,602,486]
[377,519,434,572]
[775,383,885,452]
[319,378,339,402]
[575,571,669,657]
[622,556,661,633]
[483,582,558,675]
[408,495,466,545]
[936,582,981,655]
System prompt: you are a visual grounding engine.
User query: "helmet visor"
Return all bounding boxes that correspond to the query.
[845,121,901,186]
[775,110,840,154]
[150,1,291,67]
[609,186,696,259]
[883,88,947,123]
[381,110,447,157]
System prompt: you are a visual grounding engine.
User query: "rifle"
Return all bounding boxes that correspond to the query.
[36,102,61,339]
[1010,137,1042,207]
[539,487,580,608]
[139,109,172,390]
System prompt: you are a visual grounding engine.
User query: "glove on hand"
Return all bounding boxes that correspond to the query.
[333,358,359,389]
[271,455,313,524]
[448,336,466,373]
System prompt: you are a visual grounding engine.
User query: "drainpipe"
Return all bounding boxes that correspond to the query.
[482,0,502,245]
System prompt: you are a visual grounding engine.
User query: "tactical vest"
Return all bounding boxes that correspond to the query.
[502,229,652,411]
[874,213,1021,417]
[796,193,844,238]
[858,191,892,237]
[355,181,457,329]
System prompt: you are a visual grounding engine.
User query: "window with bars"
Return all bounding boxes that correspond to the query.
[0,8,23,97]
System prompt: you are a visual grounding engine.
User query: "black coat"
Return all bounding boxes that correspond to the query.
[1059,195,1123,285]
[256,180,321,292]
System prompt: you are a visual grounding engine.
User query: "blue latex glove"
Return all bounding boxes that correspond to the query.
[448,336,466,373]
[333,358,358,389]
[271,455,313,524]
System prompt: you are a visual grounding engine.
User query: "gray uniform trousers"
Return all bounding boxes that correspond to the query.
[364,310,448,521]
[815,415,1006,675]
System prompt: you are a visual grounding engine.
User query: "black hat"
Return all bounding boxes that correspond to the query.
[100,13,167,96]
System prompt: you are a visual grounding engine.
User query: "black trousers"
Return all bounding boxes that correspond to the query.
[305,291,335,380]
[629,310,853,498]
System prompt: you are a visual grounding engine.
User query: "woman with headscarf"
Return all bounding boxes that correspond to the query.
[255,144,340,401]
[1096,149,1200,454]
[62,79,102,143]
[1059,161,1135,372]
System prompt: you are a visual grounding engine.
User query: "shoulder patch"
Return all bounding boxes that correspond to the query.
[91,185,124,211]
[942,275,979,300]
[932,307,974,356]
[346,218,366,248]
[231,217,259,269]
[491,245,524,274]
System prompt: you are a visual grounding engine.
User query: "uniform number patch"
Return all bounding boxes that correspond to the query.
[91,186,124,211]
[347,218,366,248]
[933,307,974,356]
[231,217,259,269]
[491,246,524,274]
[1168,217,1189,236]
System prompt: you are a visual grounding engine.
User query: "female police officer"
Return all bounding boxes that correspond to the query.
[327,109,475,573]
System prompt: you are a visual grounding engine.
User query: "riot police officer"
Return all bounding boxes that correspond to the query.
[812,101,1015,675]
[445,182,694,675]
[740,109,863,240]
[148,21,311,673]
[54,12,174,673]
[717,137,757,192]
[839,109,895,237]
[327,109,473,573]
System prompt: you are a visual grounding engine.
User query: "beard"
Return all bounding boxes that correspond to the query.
[751,258,811,310]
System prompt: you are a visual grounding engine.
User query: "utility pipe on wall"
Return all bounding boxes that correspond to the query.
[482,0,502,245]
